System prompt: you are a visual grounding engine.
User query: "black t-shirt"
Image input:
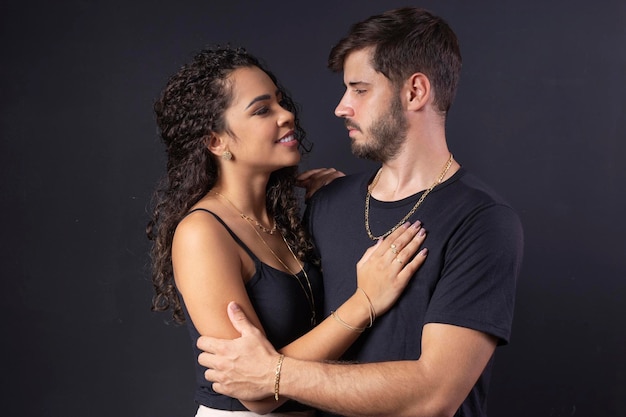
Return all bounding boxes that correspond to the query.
[306,168,524,417]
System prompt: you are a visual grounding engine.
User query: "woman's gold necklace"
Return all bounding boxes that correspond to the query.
[249,225,317,327]
[212,191,277,235]
[365,153,454,240]
[213,191,316,326]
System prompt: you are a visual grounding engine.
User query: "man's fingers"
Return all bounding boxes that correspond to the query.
[195,302,255,357]
[226,301,255,336]
[198,350,214,369]
[197,335,217,353]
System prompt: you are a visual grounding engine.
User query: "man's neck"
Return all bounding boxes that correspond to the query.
[370,142,459,202]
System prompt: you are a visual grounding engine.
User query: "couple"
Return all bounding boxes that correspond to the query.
[148,7,524,417]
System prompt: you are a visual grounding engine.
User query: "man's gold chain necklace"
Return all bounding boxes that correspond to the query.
[364,153,453,240]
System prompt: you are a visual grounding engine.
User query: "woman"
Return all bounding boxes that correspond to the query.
[147,46,428,416]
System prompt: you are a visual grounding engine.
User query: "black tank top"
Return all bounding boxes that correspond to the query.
[180,209,322,412]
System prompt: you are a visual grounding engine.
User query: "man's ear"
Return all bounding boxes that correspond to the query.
[405,73,431,111]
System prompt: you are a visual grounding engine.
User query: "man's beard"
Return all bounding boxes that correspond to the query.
[350,96,407,162]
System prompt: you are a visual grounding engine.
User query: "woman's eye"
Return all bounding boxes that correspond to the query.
[253,106,269,116]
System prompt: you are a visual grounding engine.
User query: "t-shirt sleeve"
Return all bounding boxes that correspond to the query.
[424,203,524,345]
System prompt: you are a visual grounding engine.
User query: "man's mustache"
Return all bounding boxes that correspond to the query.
[344,119,361,131]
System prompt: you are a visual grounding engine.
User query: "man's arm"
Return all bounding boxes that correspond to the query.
[199,303,497,417]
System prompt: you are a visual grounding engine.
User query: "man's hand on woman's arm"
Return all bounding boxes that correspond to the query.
[198,303,497,417]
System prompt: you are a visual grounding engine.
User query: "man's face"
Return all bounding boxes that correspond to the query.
[334,48,407,162]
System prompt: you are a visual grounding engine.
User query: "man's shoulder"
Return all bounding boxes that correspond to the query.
[453,169,515,209]
[314,170,374,199]
[306,170,374,224]
[450,169,523,238]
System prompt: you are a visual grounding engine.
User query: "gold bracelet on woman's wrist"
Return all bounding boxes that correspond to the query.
[357,287,377,327]
[331,310,367,333]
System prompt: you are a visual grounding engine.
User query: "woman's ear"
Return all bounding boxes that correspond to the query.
[205,133,224,158]
[206,132,235,161]
[405,73,431,111]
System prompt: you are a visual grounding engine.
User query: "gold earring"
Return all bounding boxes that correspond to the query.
[222,150,232,161]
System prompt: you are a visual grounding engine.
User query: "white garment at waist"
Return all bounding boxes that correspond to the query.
[195,405,315,417]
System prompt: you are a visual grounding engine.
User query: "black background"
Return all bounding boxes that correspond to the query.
[1,1,624,416]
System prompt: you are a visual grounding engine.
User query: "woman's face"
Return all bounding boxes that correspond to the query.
[218,66,300,172]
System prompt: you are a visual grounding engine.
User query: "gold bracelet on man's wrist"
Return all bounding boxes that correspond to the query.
[274,354,285,401]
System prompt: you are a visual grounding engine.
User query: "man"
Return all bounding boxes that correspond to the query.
[198,7,523,416]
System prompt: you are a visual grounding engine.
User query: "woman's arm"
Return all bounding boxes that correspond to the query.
[173,211,267,342]
[173,211,281,414]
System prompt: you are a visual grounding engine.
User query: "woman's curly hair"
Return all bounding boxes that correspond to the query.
[147,46,316,323]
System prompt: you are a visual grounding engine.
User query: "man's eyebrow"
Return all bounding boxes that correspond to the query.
[347,81,370,86]
[245,89,280,110]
